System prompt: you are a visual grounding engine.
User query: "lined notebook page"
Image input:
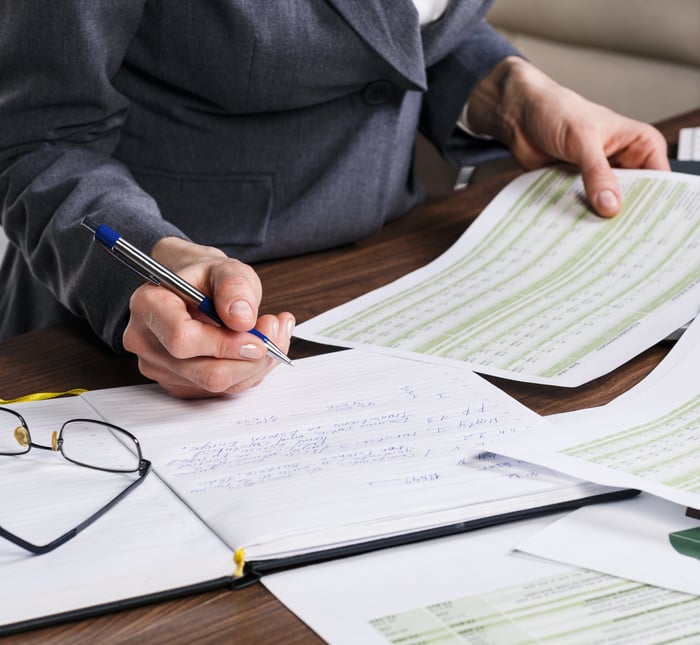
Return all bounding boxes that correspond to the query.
[0,396,232,628]
[84,350,610,561]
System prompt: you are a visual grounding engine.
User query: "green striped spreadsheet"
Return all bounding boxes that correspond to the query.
[370,569,700,645]
[297,167,700,386]
[562,391,700,495]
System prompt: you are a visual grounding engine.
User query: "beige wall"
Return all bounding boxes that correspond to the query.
[420,1,700,195]
[488,0,700,123]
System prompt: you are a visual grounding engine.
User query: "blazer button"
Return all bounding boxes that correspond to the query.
[361,80,396,105]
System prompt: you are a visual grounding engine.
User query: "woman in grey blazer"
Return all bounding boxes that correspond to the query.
[0,1,668,397]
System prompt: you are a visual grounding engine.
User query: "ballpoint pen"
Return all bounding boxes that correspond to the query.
[81,217,293,366]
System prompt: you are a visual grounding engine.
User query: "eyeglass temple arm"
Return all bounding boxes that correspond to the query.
[0,524,77,555]
[0,460,151,555]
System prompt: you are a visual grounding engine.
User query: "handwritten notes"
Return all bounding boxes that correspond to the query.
[83,350,611,561]
[296,167,700,386]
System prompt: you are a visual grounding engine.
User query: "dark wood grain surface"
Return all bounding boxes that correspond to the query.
[1,109,697,644]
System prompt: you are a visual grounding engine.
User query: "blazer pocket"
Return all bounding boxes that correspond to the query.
[131,169,273,248]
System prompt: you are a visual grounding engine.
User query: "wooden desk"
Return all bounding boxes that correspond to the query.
[2,108,698,644]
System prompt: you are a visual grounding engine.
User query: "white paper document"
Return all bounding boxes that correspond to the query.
[517,494,700,596]
[484,307,700,509]
[296,167,700,386]
[264,516,700,645]
[547,314,700,429]
[82,350,610,562]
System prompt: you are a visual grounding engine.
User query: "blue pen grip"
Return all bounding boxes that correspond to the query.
[247,328,267,342]
[199,299,267,342]
[198,297,225,326]
[94,223,121,249]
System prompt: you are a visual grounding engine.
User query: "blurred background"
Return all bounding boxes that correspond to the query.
[418,0,700,193]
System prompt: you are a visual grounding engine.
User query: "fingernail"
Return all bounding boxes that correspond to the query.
[239,343,263,360]
[597,189,618,212]
[286,318,295,337]
[229,300,254,320]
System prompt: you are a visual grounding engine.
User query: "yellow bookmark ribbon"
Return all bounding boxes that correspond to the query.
[0,388,88,404]
[233,547,246,578]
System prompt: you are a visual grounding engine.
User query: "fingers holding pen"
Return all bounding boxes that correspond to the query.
[92,231,293,397]
[151,238,264,330]
[203,258,295,365]
[123,250,295,397]
[204,257,263,332]
[124,289,295,398]
[125,283,252,362]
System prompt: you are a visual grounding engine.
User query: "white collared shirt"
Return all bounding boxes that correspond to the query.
[413,0,450,25]
[413,0,490,137]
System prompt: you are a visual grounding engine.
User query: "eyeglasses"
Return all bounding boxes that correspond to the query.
[0,406,151,555]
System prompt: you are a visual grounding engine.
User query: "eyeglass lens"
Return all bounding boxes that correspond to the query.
[0,409,140,472]
[60,420,141,472]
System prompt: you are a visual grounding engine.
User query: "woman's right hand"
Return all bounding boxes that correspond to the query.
[122,237,295,399]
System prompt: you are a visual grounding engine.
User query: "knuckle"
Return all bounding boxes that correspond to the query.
[122,326,137,353]
[122,320,148,355]
[217,261,261,292]
[224,382,250,395]
[199,364,235,393]
[219,271,254,295]
[136,359,159,382]
[161,326,192,359]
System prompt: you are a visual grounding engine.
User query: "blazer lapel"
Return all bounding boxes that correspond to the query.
[326,0,427,90]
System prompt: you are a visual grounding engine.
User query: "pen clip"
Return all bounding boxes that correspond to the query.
[96,243,161,286]
[83,217,159,285]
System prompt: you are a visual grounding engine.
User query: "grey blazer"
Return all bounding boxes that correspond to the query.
[0,0,517,349]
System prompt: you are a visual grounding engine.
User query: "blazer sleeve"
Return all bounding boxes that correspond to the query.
[0,2,186,350]
[420,18,522,166]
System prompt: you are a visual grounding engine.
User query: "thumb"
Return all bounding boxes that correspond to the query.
[210,260,262,332]
[579,151,621,218]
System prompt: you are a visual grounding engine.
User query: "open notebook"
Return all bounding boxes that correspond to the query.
[0,350,629,634]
